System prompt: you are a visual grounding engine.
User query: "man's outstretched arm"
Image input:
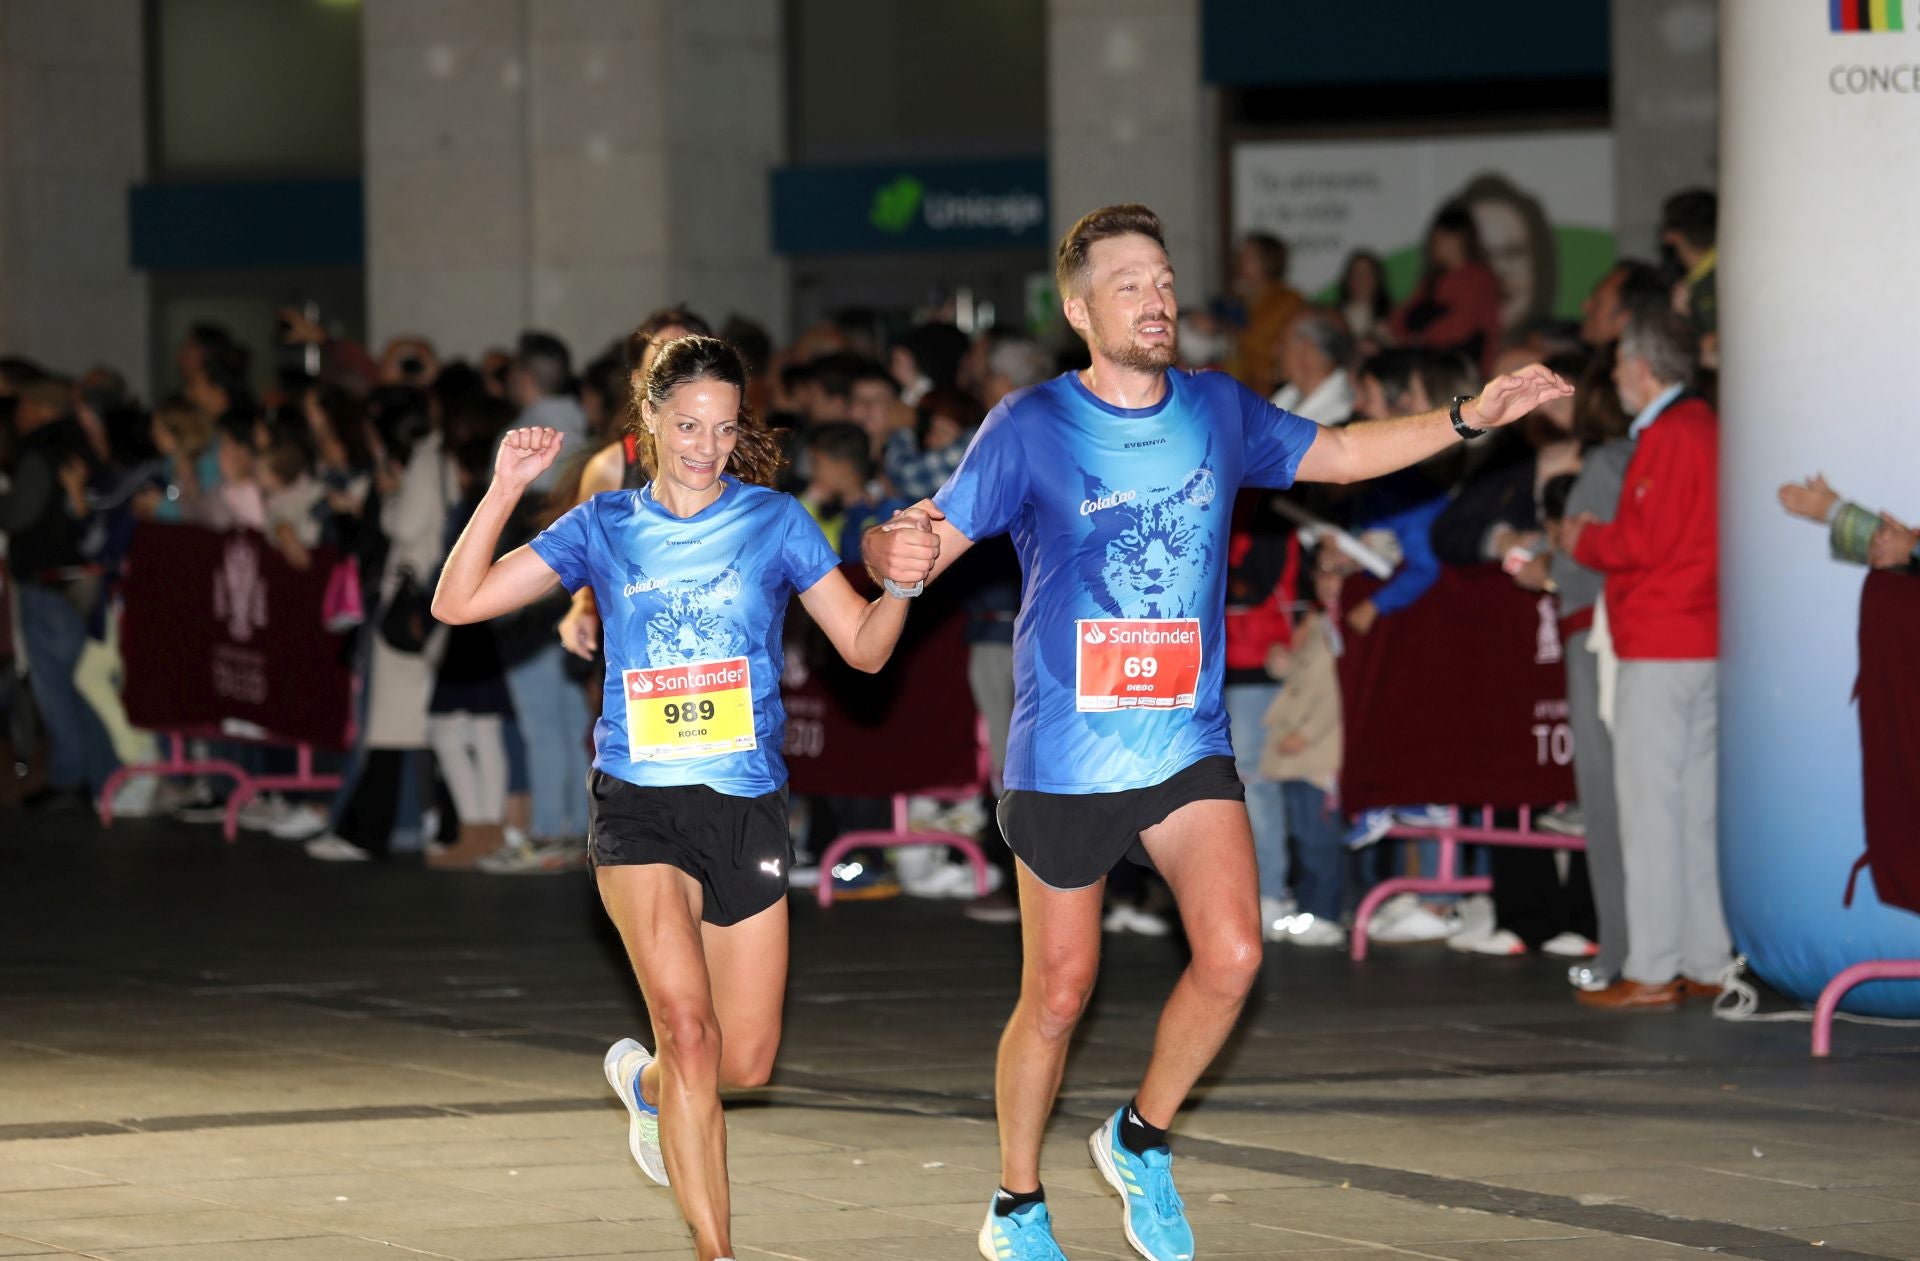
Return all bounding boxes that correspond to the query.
[1294,363,1571,486]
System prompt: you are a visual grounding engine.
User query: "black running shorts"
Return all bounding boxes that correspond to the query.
[996,755,1246,891]
[587,771,792,927]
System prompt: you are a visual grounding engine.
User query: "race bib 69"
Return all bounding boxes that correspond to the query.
[1074,619,1203,712]
[624,656,757,761]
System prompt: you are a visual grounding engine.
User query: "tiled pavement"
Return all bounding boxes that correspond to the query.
[2,818,1917,1259]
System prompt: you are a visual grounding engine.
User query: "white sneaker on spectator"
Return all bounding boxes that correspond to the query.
[1260,895,1298,941]
[1537,805,1585,836]
[306,834,371,862]
[1103,905,1171,937]
[478,833,579,876]
[894,846,949,896]
[1393,804,1456,829]
[1368,894,1454,944]
[1541,931,1599,958]
[170,780,228,823]
[109,775,161,819]
[1458,928,1528,956]
[1282,914,1348,949]
[1444,895,1497,951]
[236,793,292,832]
[269,803,330,841]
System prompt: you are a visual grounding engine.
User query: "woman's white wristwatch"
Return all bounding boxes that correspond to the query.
[882,578,924,599]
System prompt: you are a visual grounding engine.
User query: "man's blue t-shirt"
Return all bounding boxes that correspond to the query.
[530,477,840,797]
[934,370,1320,794]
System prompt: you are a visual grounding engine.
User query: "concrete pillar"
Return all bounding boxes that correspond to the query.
[0,0,149,392]
[366,0,784,364]
[1047,0,1215,290]
[1610,0,1718,256]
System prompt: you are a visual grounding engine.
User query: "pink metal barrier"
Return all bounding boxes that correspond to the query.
[815,716,995,908]
[98,730,343,843]
[1349,805,1585,961]
[1811,960,1920,1057]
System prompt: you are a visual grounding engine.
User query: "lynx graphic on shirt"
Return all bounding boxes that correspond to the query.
[625,562,749,667]
[1077,454,1220,621]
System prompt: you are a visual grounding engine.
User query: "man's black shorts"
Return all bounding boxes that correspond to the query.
[996,755,1246,890]
[587,771,791,927]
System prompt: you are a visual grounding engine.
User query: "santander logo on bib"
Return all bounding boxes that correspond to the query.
[1082,624,1108,645]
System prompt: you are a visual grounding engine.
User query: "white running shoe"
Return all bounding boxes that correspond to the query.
[604,1038,668,1186]
[1260,895,1298,942]
[305,834,371,862]
[1283,914,1348,949]
[1541,931,1599,959]
[235,793,291,832]
[1103,904,1172,937]
[269,803,330,840]
[1444,895,1497,951]
[1457,928,1528,956]
[1537,805,1585,836]
[1368,894,1454,944]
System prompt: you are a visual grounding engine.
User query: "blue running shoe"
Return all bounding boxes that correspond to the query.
[978,1197,1069,1261]
[1088,1108,1194,1261]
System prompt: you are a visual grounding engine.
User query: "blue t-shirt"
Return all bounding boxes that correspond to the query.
[934,370,1320,793]
[529,477,840,797]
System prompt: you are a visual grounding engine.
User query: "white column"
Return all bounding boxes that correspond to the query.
[1717,0,1920,1011]
[1047,0,1216,289]
[0,0,149,391]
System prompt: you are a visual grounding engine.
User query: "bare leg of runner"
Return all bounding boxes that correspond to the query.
[995,863,1105,1191]
[600,865,780,1261]
[1133,798,1264,1126]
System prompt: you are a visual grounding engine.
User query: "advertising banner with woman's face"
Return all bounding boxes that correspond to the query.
[1231,131,1616,337]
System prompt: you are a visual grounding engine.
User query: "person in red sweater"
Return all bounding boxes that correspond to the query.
[1389,204,1504,378]
[1562,310,1729,1010]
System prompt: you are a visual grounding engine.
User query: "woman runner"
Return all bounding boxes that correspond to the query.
[432,335,923,1261]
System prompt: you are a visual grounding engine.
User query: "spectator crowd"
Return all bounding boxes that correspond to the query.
[1,182,1818,1011]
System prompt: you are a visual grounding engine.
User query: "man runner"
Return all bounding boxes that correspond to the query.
[864,204,1568,1261]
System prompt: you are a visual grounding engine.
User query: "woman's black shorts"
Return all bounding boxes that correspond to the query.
[587,771,792,927]
[995,755,1246,891]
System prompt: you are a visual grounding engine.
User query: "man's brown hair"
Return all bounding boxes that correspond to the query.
[1055,204,1166,298]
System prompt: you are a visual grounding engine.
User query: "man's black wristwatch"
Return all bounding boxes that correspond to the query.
[1450,394,1488,440]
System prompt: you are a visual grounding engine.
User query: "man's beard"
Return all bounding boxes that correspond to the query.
[1092,314,1178,373]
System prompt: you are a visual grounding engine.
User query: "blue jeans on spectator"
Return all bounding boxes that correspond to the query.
[1282,780,1344,922]
[1225,681,1288,903]
[16,583,119,798]
[503,642,591,839]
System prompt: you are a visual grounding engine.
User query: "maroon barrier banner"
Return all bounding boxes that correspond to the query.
[120,523,355,750]
[1337,565,1577,812]
[780,567,978,797]
[1854,571,1920,916]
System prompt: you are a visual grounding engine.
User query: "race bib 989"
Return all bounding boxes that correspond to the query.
[624,657,757,761]
[1074,619,1202,712]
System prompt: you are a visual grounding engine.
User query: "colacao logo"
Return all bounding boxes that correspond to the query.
[870,176,924,233]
